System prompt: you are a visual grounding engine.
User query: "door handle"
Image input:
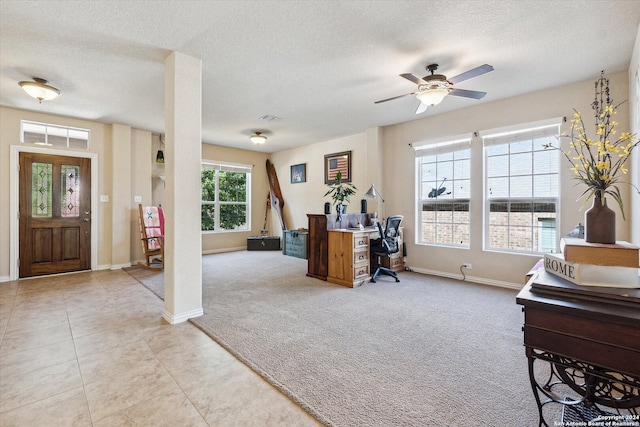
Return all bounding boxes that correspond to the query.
[83,218,90,222]
[84,210,90,215]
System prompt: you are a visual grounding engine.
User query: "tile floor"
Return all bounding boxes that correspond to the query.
[0,269,320,426]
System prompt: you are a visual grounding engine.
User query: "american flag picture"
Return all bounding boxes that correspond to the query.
[325,151,351,183]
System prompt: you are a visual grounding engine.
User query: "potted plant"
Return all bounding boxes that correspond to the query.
[324,171,357,220]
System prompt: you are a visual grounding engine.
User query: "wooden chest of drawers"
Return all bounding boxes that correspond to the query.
[327,229,374,288]
[380,252,404,271]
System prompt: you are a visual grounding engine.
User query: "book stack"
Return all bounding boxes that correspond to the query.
[541,238,640,289]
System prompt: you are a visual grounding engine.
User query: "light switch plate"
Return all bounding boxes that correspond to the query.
[100,195,109,202]
[134,196,142,203]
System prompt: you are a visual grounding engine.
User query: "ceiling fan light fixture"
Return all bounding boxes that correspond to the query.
[377,63,493,111]
[416,88,450,107]
[250,132,267,144]
[19,77,60,103]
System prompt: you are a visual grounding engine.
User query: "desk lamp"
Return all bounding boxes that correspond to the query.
[365,184,385,222]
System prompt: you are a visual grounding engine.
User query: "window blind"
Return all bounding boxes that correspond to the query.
[481,118,562,147]
[413,137,471,157]
[202,162,252,174]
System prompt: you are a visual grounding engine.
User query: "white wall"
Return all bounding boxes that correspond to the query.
[111,124,133,268]
[270,132,374,232]
[381,71,635,287]
[130,129,153,263]
[630,23,640,246]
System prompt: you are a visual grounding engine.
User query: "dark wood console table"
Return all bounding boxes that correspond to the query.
[516,270,640,426]
[307,213,371,281]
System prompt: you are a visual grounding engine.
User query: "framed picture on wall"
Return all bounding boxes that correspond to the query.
[290,163,306,183]
[324,151,351,184]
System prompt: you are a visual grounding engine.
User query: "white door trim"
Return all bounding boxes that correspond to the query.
[10,145,99,280]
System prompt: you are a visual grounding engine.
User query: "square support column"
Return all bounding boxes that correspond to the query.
[111,124,132,268]
[163,51,203,323]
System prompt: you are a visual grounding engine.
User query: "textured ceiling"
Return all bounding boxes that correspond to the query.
[1,0,639,153]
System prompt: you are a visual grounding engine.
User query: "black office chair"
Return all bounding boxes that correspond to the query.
[370,215,403,283]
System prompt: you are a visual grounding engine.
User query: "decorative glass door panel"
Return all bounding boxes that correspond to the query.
[61,165,80,217]
[19,153,91,277]
[32,162,53,217]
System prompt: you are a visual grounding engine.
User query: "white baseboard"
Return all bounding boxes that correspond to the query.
[0,275,11,283]
[407,267,522,290]
[163,307,204,324]
[202,246,247,255]
[111,262,133,270]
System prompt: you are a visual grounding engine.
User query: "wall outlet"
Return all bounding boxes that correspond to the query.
[462,263,472,269]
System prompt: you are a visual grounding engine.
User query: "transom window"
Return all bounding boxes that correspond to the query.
[416,137,471,247]
[482,120,561,253]
[21,120,89,149]
[201,161,252,232]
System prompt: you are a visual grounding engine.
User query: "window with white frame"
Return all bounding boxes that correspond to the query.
[416,137,471,247]
[21,120,89,149]
[482,120,561,253]
[201,162,252,232]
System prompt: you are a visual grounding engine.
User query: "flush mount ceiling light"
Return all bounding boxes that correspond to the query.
[250,132,267,144]
[18,77,60,103]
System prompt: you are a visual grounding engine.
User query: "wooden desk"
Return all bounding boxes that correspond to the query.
[306,213,371,280]
[516,270,640,426]
[327,228,379,288]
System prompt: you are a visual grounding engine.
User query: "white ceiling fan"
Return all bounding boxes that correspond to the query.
[375,63,494,114]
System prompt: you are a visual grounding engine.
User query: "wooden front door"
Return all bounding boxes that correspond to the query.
[19,152,91,278]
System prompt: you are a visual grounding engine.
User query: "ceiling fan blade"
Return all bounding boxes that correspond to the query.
[400,73,427,85]
[448,64,494,85]
[448,88,487,99]
[374,92,416,104]
[415,102,428,114]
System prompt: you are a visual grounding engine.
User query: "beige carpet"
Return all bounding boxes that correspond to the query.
[124,264,164,299]
[126,251,557,426]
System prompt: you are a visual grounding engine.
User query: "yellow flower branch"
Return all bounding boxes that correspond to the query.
[552,72,639,220]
